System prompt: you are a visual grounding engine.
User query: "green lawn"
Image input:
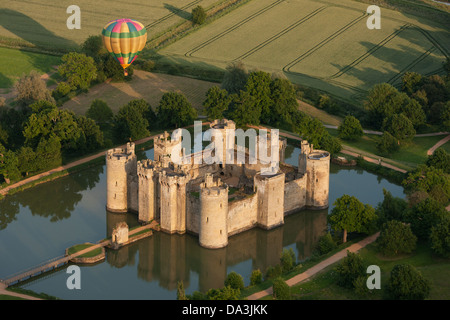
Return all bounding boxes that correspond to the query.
[0,47,60,88]
[289,243,450,300]
[67,243,102,258]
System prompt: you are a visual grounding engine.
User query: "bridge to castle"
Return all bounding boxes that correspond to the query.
[1,223,157,287]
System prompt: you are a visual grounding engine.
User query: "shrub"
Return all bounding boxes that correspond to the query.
[335,251,366,289]
[387,264,430,300]
[317,232,337,255]
[280,248,296,273]
[377,220,417,256]
[250,269,262,286]
[338,115,364,141]
[353,275,370,297]
[272,277,290,300]
[265,265,282,281]
[224,271,244,290]
[376,131,399,155]
[430,217,450,258]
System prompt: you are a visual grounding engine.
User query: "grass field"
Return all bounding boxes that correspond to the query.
[288,243,450,300]
[159,0,449,103]
[0,0,223,50]
[62,69,216,115]
[0,47,60,89]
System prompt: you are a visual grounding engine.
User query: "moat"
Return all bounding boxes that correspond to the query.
[0,145,405,299]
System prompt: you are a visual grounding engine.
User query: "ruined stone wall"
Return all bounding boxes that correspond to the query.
[227,193,258,236]
[284,175,307,214]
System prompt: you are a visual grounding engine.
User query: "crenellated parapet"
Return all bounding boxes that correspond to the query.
[154,131,180,162]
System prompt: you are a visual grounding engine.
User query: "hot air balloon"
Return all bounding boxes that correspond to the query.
[102,19,147,76]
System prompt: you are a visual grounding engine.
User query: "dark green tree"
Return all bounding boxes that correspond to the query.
[401,72,422,95]
[375,188,408,225]
[16,146,37,176]
[250,269,262,286]
[0,144,21,184]
[381,113,416,144]
[221,61,248,94]
[338,115,364,141]
[403,198,448,240]
[34,135,62,171]
[114,101,150,141]
[426,148,450,173]
[267,77,298,126]
[430,217,450,258]
[76,116,104,153]
[226,90,259,126]
[58,52,97,90]
[316,232,337,255]
[245,71,272,124]
[86,99,113,124]
[272,277,290,300]
[387,264,430,300]
[328,194,377,243]
[202,86,231,120]
[401,98,426,128]
[377,220,417,256]
[156,92,197,128]
[280,248,296,273]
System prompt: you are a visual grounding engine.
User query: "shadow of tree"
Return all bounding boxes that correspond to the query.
[0,9,78,51]
[0,72,13,89]
[163,3,192,21]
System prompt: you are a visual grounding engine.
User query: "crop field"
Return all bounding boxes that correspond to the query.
[0,0,221,50]
[159,0,450,102]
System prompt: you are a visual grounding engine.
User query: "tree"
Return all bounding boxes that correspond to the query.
[245,71,272,124]
[377,220,417,256]
[75,116,104,153]
[403,198,448,240]
[364,83,408,129]
[328,194,377,243]
[16,146,37,176]
[126,99,156,126]
[401,98,426,128]
[156,92,197,129]
[381,113,416,144]
[317,133,342,156]
[401,72,422,95]
[0,144,21,184]
[426,148,450,173]
[272,277,290,300]
[338,115,364,141]
[59,52,97,90]
[192,5,207,25]
[34,135,62,171]
[224,271,244,290]
[114,101,150,142]
[316,232,337,255]
[430,217,450,258]
[226,90,259,126]
[81,35,107,59]
[221,61,248,94]
[14,71,55,106]
[387,264,430,300]
[335,251,366,289]
[267,77,298,126]
[86,99,113,124]
[375,188,407,225]
[202,86,231,120]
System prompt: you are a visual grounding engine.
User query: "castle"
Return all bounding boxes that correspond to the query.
[106,119,330,249]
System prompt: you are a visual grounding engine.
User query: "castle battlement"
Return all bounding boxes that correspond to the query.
[105,119,330,249]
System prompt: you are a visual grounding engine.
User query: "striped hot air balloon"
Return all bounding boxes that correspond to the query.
[102,19,147,76]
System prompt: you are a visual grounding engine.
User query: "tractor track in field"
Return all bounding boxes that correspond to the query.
[184,0,285,57]
[145,0,203,30]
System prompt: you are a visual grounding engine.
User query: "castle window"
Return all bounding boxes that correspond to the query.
[114,194,116,199]
[207,217,209,223]
[220,203,222,208]
[316,178,319,182]
[115,181,118,186]
[220,230,222,235]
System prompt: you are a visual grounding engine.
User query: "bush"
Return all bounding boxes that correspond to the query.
[376,220,417,256]
[280,248,296,273]
[387,264,430,300]
[338,115,364,141]
[272,277,290,300]
[265,265,282,281]
[224,271,244,290]
[316,232,337,255]
[353,275,370,297]
[192,5,207,25]
[250,269,262,286]
[335,251,366,289]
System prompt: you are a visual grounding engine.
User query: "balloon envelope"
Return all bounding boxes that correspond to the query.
[102,19,147,70]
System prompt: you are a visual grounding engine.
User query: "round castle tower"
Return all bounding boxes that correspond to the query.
[199,173,229,249]
[305,149,330,209]
[137,159,161,224]
[106,142,137,212]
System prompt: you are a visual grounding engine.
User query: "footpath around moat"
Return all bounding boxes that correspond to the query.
[0,125,449,300]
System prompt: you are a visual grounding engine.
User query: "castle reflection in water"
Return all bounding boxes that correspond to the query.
[105,207,327,293]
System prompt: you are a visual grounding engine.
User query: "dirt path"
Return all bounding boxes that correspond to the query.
[0,282,42,300]
[427,134,450,156]
[246,232,380,300]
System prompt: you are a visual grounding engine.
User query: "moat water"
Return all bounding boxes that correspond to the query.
[0,145,405,299]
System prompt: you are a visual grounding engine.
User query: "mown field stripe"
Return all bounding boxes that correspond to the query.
[233,6,327,61]
[328,24,411,80]
[185,0,284,57]
[283,12,367,73]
